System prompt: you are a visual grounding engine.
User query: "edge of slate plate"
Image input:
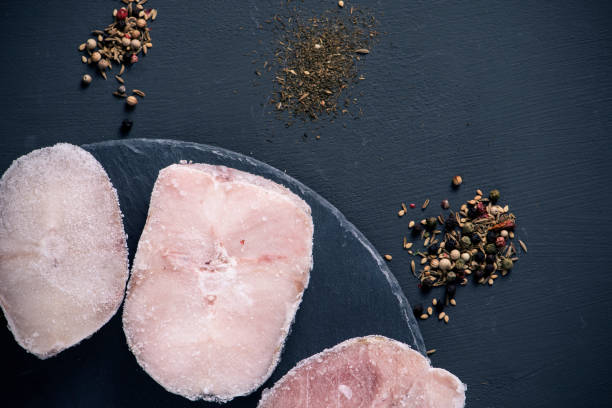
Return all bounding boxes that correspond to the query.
[83,138,426,355]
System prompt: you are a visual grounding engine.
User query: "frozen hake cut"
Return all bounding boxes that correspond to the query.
[258,336,466,408]
[122,163,314,402]
[0,143,128,359]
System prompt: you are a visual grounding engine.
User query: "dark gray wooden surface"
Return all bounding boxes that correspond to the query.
[1,0,611,406]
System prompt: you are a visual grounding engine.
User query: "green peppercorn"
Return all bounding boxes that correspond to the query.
[461,236,472,248]
[485,243,497,254]
[462,222,474,234]
[454,259,465,270]
[447,271,457,281]
[501,258,514,270]
[489,189,501,203]
[426,217,437,230]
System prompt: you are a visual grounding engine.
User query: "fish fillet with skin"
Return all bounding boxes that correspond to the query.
[258,335,466,408]
[0,143,128,359]
[123,163,313,402]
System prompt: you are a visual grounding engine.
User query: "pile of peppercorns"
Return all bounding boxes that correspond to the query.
[395,177,526,323]
[78,0,157,108]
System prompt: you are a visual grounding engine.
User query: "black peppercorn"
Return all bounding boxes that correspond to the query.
[427,243,439,256]
[487,231,497,243]
[474,251,485,263]
[484,263,495,275]
[471,233,481,244]
[434,299,445,313]
[413,304,423,318]
[467,206,479,219]
[445,239,457,251]
[420,277,434,292]
[411,223,424,237]
[446,284,456,299]
[485,254,496,264]
[444,214,458,230]
[474,269,485,281]
[120,119,133,133]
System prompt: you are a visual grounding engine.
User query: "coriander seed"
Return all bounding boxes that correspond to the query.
[126,95,138,106]
[91,51,102,63]
[136,18,147,28]
[131,39,141,49]
[98,59,109,70]
[86,38,97,50]
[81,74,92,85]
[118,85,126,94]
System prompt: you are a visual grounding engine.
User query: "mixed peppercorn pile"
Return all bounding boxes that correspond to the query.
[77,0,157,109]
[390,176,527,324]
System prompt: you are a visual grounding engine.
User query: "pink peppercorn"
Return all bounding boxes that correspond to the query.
[496,236,506,247]
[130,54,139,64]
[116,8,128,20]
[409,203,416,208]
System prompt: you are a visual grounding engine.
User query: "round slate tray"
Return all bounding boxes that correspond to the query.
[2,139,424,407]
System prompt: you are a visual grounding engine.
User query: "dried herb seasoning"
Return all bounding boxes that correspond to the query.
[77,0,157,107]
[392,183,527,324]
[257,2,378,123]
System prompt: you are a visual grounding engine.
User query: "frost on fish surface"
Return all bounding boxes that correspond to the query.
[258,335,467,408]
[0,143,129,359]
[123,163,314,402]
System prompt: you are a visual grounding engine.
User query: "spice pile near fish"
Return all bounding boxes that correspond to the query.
[389,176,527,324]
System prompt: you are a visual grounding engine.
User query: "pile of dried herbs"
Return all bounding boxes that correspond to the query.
[259,2,378,122]
[388,179,527,324]
[77,0,157,107]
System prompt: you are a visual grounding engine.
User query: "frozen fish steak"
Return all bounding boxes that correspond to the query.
[123,163,314,402]
[258,335,466,408]
[0,143,128,359]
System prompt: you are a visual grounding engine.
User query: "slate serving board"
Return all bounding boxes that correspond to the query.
[1,138,424,407]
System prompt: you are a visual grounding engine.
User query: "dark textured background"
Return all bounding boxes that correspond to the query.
[1,0,611,406]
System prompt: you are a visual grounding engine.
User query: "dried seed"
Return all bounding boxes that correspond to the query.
[491,274,499,279]
[444,315,450,324]
[338,0,345,7]
[101,71,107,80]
[119,64,125,75]
[420,219,427,225]
[422,199,430,210]
[355,48,370,54]
[384,254,392,261]
[476,189,483,196]
[420,257,428,265]
[411,260,416,274]
[420,314,429,320]
[133,89,146,97]
[81,55,87,63]
[398,209,405,217]
[401,203,408,212]
[438,312,446,320]
[468,200,476,205]
[509,231,515,239]
[474,195,482,201]
[409,220,415,228]
[424,237,430,247]
[405,242,413,249]
[115,75,124,84]
[450,298,457,306]
[426,349,436,355]
[519,240,528,252]
[427,306,433,316]
[78,43,86,51]
[432,298,438,306]
[488,278,494,286]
